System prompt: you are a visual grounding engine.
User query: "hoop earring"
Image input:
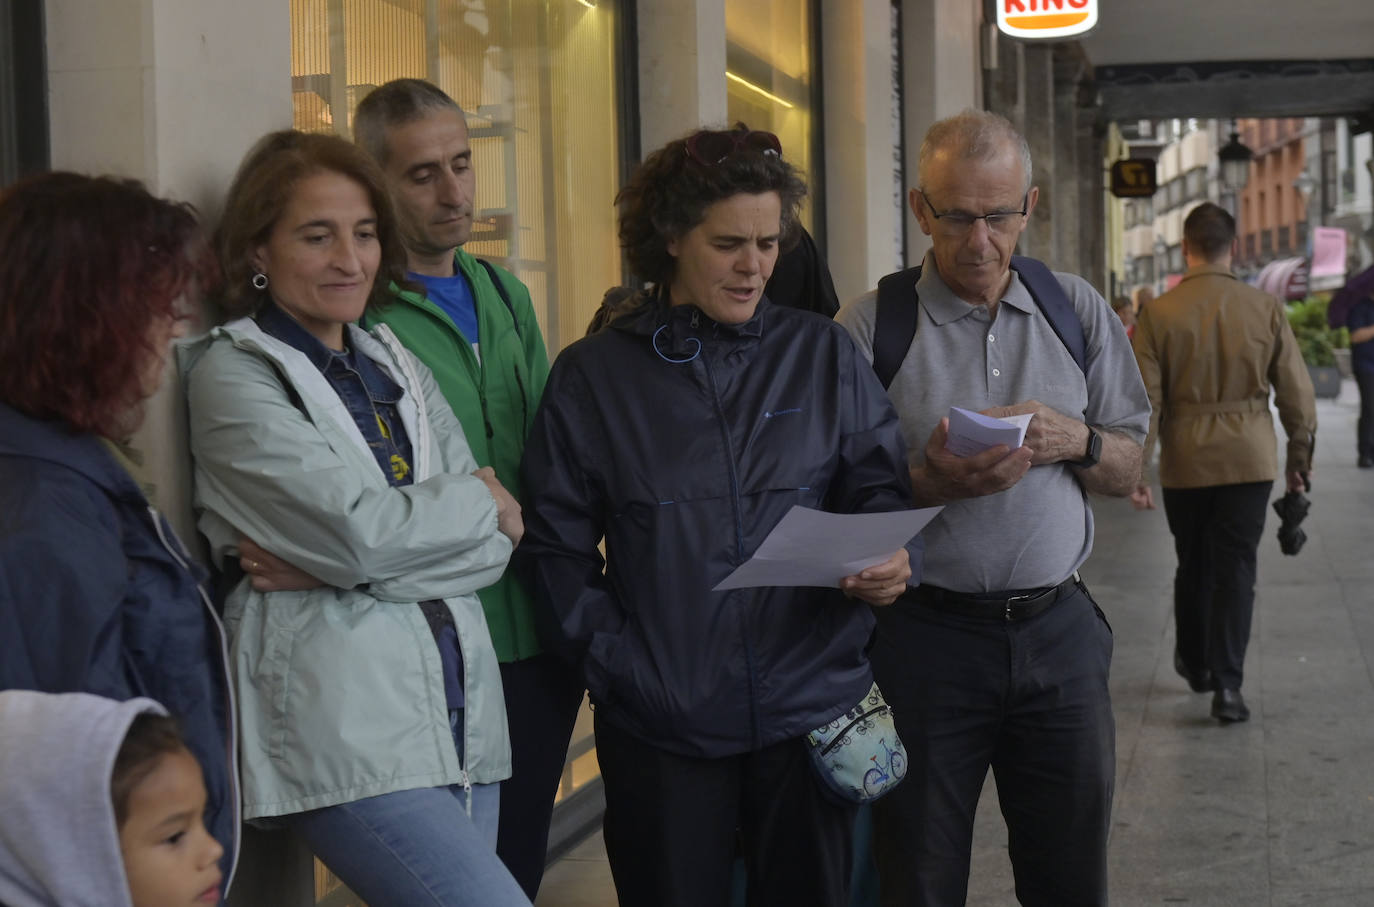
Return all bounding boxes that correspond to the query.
[251,272,269,290]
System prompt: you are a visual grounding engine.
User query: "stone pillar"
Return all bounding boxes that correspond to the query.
[1019,43,1056,264]
[901,0,983,268]
[822,0,899,302]
[45,0,290,546]
[1052,48,1082,273]
[1078,90,1108,294]
[636,0,727,155]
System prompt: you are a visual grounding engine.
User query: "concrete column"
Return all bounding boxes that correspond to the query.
[1019,43,1055,264]
[1078,97,1108,294]
[1052,55,1081,273]
[821,0,898,302]
[46,0,290,547]
[985,32,1025,143]
[636,0,727,155]
[901,0,983,267]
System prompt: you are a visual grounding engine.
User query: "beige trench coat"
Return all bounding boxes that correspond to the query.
[1133,263,1316,489]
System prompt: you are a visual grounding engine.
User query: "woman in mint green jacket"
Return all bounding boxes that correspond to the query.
[182,131,530,906]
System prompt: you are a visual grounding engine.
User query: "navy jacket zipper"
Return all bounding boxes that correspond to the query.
[700,328,762,748]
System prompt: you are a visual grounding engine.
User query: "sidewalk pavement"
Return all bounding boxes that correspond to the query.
[538,380,1374,907]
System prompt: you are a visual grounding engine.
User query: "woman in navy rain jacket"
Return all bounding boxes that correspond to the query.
[0,174,239,894]
[520,126,917,907]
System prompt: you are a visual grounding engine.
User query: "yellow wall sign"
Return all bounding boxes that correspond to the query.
[997,0,1098,40]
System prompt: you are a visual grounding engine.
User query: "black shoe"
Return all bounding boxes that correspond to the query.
[1359,456,1374,468]
[1211,688,1250,723]
[1174,650,1214,693]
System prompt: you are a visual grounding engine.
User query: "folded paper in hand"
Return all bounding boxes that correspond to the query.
[944,406,1033,457]
[712,505,941,591]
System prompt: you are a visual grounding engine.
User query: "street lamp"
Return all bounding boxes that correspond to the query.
[1218,122,1254,192]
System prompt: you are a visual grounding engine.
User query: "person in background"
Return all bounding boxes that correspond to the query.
[1112,294,1137,339]
[1344,290,1374,468]
[0,690,224,907]
[1131,202,1316,723]
[0,172,238,895]
[521,124,915,907]
[764,223,841,317]
[182,130,529,906]
[350,79,576,900]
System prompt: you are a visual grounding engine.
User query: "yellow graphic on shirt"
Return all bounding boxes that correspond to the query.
[375,412,411,483]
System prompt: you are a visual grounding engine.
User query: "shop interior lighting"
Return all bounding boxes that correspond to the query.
[725,71,794,109]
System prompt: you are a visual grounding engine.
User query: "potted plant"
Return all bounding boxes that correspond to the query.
[1286,295,1344,399]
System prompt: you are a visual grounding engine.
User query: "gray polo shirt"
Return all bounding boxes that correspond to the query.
[836,255,1150,593]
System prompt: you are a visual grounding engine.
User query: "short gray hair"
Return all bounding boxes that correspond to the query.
[917,109,1033,195]
[352,78,465,166]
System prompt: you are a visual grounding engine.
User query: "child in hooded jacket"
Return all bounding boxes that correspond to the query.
[0,690,223,907]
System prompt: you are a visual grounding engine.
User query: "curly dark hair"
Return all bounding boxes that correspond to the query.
[0,172,216,439]
[216,130,409,318]
[616,125,808,286]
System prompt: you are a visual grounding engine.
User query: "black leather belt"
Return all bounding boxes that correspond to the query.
[904,573,1083,622]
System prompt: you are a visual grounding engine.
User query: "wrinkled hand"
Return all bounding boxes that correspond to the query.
[1129,483,1155,511]
[474,467,524,545]
[238,536,325,593]
[910,418,1033,505]
[981,400,1087,466]
[841,548,911,607]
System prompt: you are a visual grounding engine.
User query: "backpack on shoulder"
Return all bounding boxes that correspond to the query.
[871,255,1086,389]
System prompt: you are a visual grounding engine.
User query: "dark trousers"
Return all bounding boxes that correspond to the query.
[1356,369,1374,460]
[870,585,1115,907]
[594,712,857,907]
[1162,481,1272,691]
[495,653,586,900]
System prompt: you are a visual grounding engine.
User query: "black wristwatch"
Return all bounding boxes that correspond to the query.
[1071,426,1102,468]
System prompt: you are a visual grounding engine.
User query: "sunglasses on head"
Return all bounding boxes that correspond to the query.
[684,127,782,167]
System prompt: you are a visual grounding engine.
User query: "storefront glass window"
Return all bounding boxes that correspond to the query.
[291,0,626,354]
[725,0,818,232]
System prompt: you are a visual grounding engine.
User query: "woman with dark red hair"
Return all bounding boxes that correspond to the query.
[0,172,239,894]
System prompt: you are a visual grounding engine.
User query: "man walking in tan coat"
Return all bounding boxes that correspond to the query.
[1132,202,1316,723]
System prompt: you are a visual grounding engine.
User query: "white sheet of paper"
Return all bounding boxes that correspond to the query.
[944,406,1034,457]
[712,505,943,591]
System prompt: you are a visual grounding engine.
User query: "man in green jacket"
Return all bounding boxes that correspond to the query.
[352,78,581,900]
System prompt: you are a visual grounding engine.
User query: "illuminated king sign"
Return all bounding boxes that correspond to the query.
[997,0,1099,40]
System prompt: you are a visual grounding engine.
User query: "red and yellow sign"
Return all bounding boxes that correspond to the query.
[997,0,1098,40]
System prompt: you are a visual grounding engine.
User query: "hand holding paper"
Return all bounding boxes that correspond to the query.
[712,505,941,592]
[944,406,1034,457]
[909,416,1034,506]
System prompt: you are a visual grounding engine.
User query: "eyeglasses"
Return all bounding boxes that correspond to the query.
[684,128,782,167]
[920,191,1028,236]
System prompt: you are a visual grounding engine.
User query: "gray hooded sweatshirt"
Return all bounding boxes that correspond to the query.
[0,690,166,907]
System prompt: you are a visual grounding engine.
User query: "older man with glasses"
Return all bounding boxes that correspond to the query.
[837,109,1150,907]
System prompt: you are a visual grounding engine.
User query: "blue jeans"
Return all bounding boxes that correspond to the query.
[286,711,528,906]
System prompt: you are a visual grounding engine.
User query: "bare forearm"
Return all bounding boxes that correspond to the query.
[1074,430,1142,496]
[1350,324,1374,345]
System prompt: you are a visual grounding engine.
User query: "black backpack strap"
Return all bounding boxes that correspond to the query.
[873,266,923,390]
[476,257,521,343]
[1010,255,1087,376]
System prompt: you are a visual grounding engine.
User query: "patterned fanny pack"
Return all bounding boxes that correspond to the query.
[804,680,907,804]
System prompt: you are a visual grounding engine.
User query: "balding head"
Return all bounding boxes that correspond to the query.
[917,109,1033,196]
